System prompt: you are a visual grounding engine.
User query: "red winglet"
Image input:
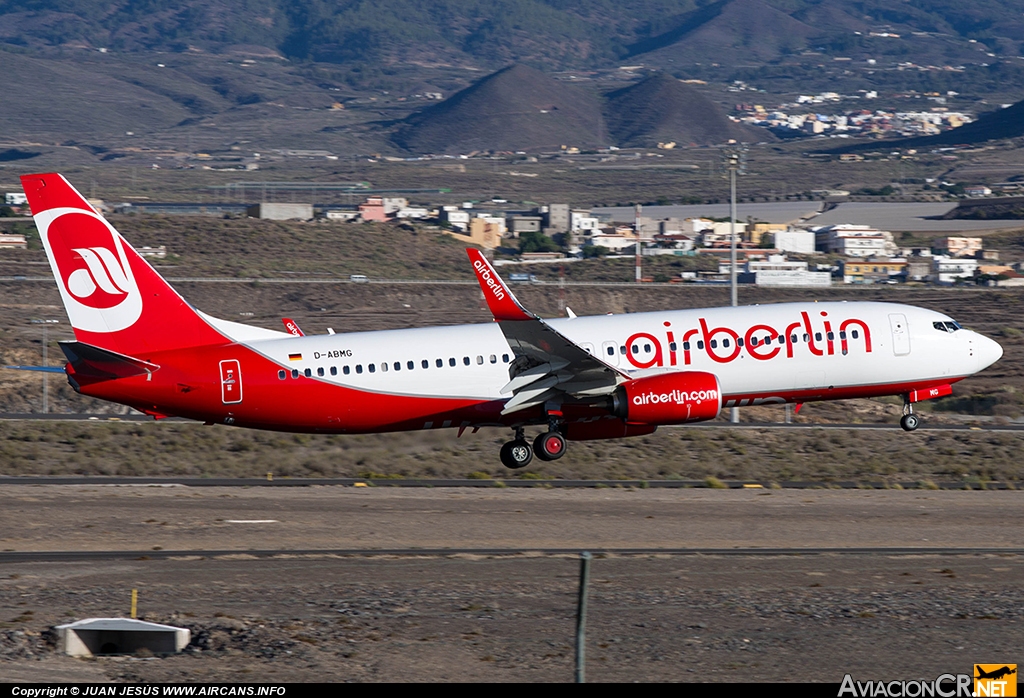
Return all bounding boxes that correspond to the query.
[282,318,304,336]
[466,248,534,322]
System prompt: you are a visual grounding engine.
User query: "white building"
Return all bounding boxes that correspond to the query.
[474,213,507,235]
[571,210,600,233]
[814,224,896,257]
[396,207,430,219]
[772,230,816,254]
[4,193,27,206]
[701,221,747,247]
[588,230,639,252]
[440,207,470,232]
[933,256,979,284]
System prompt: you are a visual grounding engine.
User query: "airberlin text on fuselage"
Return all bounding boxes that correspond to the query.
[473,259,506,301]
[625,310,873,369]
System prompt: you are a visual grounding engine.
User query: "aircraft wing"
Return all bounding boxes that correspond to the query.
[466,249,629,415]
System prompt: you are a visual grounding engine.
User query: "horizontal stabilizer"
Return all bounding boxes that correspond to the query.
[59,341,160,381]
[3,365,66,373]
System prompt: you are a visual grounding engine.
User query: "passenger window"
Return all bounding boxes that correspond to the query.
[436,358,443,368]
[407,361,414,370]
[448,357,456,367]
[839,331,847,340]
[343,366,351,375]
[827,332,834,341]
[803,333,810,342]
[381,363,387,372]
[669,342,677,351]
[502,354,510,363]
[394,362,401,371]
[620,346,626,354]
[697,340,704,350]
[682,342,690,351]
[292,369,299,378]
[317,367,324,377]
[356,365,363,374]
[278,370,286,380]
[750,337,758,347]
[643,343,651,352]
[477,356,483,364]
[851,330,859,339]
[710,340,718,349]
[815,333,822,342]
[631,345,639,355]
[737,338,744,347]
[489,355,497,364]
[422,359,429,369]
[723,339,730,348]
[463,356,470,366]
[369,364,375,373]
[790,334,798,343]
[330,366,337,376]
[303,368,312,378]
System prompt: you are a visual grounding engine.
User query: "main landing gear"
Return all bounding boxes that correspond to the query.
[500,423,567,468]
[900,397,921,432]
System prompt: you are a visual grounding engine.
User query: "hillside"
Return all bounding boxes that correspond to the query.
[393,64,609,153]
[605,73,774,147]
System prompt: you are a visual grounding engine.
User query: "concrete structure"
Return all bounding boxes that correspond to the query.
[842,257,908,284]
[935,236,983,258]
[747,222,787,245]
[772,229,815,254]
[358,197,387,222]
[440,207,470,232]
[701,222,747,247]
[55,618,190,657]
[381,197,408,214]
[325,209,360,221]
[588,230,639,252]
[4,193,27,206]
[570,210,600,233]
[474,214,507,236]
[544,204,570,233]
[0,234,28,249]
[933,256,979,284]
[739,270,832,286]
[746,255,808,274]
[964,186,992,197]
[396,207,429,219]
[247,203,313,221]
[507,215,542,236]
[814,224,894,257]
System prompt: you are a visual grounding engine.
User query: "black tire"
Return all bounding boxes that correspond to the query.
[500,440,533,469]
[534,431,567,461]
[900,414,920,432]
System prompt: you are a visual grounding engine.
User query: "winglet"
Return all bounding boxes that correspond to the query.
[466,248,534,322]
[282,318,304,336]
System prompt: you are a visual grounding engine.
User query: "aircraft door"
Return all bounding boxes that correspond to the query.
[220,359,243,404]
[888,314,911,356]
[601,341,620,366]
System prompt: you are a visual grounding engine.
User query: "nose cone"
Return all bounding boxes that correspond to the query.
[975,333,1003,371]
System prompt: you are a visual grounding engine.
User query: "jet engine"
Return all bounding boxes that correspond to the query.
[610,371,722,425]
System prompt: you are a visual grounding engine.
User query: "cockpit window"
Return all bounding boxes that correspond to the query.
[945,321,961,332]
[933,321,949,332]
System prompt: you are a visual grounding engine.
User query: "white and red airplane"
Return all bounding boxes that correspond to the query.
[15,173,1003,468]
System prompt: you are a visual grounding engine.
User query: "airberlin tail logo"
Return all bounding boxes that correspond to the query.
[67,246,132,299]
[36,208,143,333]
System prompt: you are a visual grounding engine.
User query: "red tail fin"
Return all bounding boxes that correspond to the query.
[20,173,227,357]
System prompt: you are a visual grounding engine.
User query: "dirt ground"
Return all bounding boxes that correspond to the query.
[0,487,1021,683]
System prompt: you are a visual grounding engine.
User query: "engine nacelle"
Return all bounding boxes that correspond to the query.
[611,371,722,425]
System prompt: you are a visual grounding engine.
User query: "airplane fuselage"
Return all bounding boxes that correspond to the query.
[75,301,998,435]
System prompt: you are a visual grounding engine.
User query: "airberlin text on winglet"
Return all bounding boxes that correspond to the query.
[472,259,506,301]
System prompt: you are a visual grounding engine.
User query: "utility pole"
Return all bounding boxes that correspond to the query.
[723,147,745,424]
[31,319,59,413]
[634,203,643,283]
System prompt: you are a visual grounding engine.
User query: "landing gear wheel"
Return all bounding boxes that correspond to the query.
[900,413,920,432]
[500,440,533,469]
[534,431,567,461]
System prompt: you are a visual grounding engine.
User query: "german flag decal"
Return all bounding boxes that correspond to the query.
[288,353,302,361]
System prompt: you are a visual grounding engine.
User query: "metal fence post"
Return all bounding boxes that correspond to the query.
[575,551,592,683]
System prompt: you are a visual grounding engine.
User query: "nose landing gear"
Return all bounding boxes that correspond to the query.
[900,397,920,432]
